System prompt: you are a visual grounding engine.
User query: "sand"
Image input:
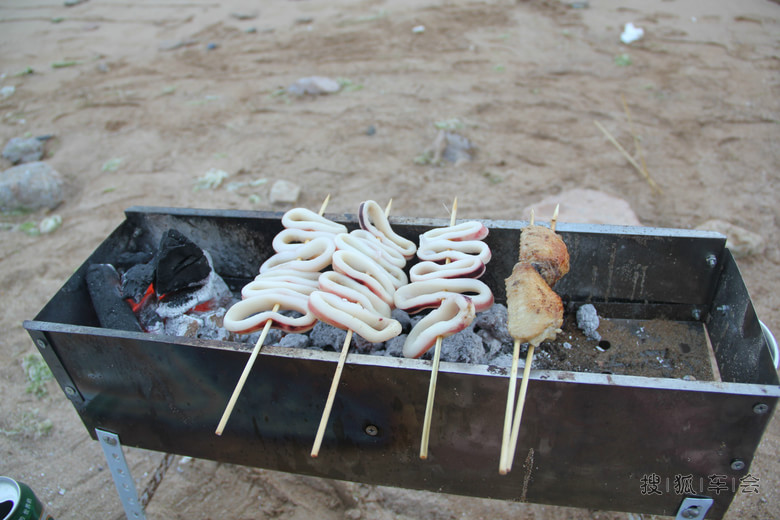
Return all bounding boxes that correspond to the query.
[1,0,778,518]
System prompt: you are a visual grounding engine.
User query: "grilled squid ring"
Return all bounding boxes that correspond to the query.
[403,294,476,359]
[259,236,336,274]
[223,288,316,334]
[309,291,402,343]
[358,200,417,260]
[394,278,494,314]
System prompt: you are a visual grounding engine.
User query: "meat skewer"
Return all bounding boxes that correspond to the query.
[216,196,344,435]
[499,205,568,474]
[309,200,416,457]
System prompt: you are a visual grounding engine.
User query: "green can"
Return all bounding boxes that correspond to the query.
[0,477,54,520]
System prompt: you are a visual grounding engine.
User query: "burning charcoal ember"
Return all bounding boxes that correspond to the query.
[310,321,348,351]
[279,333,310,349]
[441,327,486,364]
[164,314,202,337]
[121,262,155,302]
[474,303,513,345]
[576,304,601,341]
[86,263,143,332]
[154,229,211,297]
[155,252,232,319]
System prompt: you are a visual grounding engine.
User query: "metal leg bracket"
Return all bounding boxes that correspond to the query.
[96,428,147,520]
[675,496,714,519]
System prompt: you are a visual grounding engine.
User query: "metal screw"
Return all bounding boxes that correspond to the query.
[36,339,47,350]
[705,254,718,268]
[364,425,379,436]
[730,459,746,471]
[64,386,77,397]
[691,308,702,320]
[753,403,770,415]
[681,506,701,519]
[103,436,118,446]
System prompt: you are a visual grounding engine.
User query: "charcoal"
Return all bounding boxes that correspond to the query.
[310,321,348,351]
[279,333,310,349]
[86,263,143,332]
[391,308,413,333]
[155,253,232,318]
[165,314,201,337]
[114,250,154,269]
[474,303,513,344]
[121,262,155,302]
[154,229,211,297]
[441,328,486,364]
[353,334,384,354]
[383,334,407,357]
[576,304,601,341]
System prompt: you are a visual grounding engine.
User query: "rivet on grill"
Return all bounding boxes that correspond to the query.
[753,403,769,415]
[705,254,717,268]
[730,459,746,471]
[364,425,379,436]
[65,386,77,397]
[36,339,47,350]
[680,505,701,519]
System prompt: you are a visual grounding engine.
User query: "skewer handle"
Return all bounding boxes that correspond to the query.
[311,329,354,457]
[215,303,280,435]
[419,335,443,460]
[498,339,522,473]
[506,343,536,472]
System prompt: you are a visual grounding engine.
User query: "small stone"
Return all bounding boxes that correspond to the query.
[412,25,425,33]
[206,42,219,50]
[442,132,474,163]
[231,11,258,20]
[696,219,765,258]
[0,162,64,212]
[39,214,62,234]
[269,180,301,204]
[295,16,314,25]
[287,76,341,96]
[0,86,15,98]
[345,508,362,520]
[365,125,376,136]
[576,304,601,341]
[524,189,641,226]
[3,137,44,164]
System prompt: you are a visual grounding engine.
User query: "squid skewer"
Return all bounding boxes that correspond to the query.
[419,197,458,460]
[311,200,409,457]
[216,196,333,436]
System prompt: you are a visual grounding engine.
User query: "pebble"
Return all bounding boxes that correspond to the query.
[525,189,641,226]
[365,125,376,136]
[206,43,219,51]
[576,304,601,341]
[287,76,341,96]
[0,85,15,98]
[231,11,258,20]
[441,132,474,163]
[269,180,301,204]
[3,137,44,164]
[0,161,64,212]
[696,219,765,258]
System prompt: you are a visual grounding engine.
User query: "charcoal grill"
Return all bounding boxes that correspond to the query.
[23,206,780,519]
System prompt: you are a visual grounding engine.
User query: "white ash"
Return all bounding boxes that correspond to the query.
[576,304,601,341]
[279,333,309,349]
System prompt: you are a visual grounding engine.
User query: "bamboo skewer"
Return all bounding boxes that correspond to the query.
[419,197,458,460]
[311,199,393,458]
[498,209,534,473]
[216,195,331,436]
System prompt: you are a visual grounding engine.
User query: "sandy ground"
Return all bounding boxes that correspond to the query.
[1,0,778,518]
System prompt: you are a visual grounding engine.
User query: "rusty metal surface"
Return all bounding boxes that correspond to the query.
[23,206,780,518]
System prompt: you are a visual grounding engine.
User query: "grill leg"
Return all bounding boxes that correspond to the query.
[96,428,147,520]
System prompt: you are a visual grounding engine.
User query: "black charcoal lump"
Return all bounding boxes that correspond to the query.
[154,229,211,296]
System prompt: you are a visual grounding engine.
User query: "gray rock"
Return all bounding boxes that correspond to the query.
[525,189,641,226]
[441,132,474,163]
[576,304,601,341]
[269,180,300,204]
[287,76,340,96]
[3,137,44,164]
[696,219,765,258]
[0,161,64,212]
[441,327,485,364]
